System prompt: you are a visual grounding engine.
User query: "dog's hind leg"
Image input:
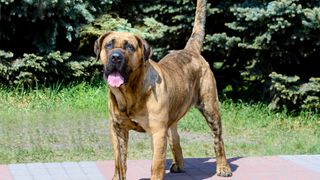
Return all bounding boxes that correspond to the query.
[196,70,232,177]
[167,122,184,173]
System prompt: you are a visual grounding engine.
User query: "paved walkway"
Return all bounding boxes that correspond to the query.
[0,155,319,180]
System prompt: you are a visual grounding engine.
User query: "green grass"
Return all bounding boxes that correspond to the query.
[0,82,111,163]
[0,82,319,164]
[177,100,320,158]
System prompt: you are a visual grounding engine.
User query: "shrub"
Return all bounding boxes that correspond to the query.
[203,0,320,111]
[0,0,118,54]
[269,72,320,111]
[0,50,101,86]
[0,0,319,111]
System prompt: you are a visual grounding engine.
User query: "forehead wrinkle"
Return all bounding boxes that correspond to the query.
[102,37,113,46]
[103,32,139,48]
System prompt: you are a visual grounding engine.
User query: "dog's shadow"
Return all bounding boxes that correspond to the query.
[139,157,240,180]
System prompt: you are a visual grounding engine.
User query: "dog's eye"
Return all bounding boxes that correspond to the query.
[125,43,135,52]
[105,43,113,50]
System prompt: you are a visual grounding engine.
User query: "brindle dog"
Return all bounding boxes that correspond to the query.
[94,0,232,179]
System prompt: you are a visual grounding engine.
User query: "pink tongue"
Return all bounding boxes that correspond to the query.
[107,72,124,87]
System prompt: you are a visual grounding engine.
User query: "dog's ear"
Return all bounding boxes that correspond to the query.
[142,39,152,61]
[135,35,152,61]
[94,32,112,61]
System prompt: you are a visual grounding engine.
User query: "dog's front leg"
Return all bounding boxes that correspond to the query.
[151,129,167,180]
[110,122,129,180]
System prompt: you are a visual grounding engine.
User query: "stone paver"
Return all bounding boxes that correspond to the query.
[0,155,319,180]
[281,155,320,173]
[0,165,13,180]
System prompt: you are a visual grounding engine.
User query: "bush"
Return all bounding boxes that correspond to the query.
[0,0,117,54]
[269,72,320,111]
[202,0,320,111]
[0,50,101,86]
[0,0,319,111]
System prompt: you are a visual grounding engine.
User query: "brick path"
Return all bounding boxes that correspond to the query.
[0,155,319,180]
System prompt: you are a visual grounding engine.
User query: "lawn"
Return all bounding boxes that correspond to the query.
[0,82,319,164]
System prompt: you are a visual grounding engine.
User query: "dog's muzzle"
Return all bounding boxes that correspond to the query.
[104,51,130,88]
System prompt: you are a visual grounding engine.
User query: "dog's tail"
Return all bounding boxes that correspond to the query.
[184,0,207,53]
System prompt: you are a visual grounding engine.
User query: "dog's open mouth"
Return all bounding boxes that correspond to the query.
[107,71,125,88]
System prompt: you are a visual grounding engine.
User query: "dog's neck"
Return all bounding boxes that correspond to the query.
[108,60,159,114]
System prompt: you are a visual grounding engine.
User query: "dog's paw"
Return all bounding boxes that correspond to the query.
[112,176,119,180]
[216,165,232,177]
[169,163,185,173]
[112,174,126,180]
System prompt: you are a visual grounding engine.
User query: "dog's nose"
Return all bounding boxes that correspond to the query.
[110,52,124,64]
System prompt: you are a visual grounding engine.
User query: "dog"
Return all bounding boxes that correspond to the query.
[94,0,232,179]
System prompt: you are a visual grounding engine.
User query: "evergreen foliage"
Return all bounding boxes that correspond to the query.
[203,0,320,111]
[269,72,320,111]
[0,0,319,111]
[0,0,116,54]
[0,50,100,86]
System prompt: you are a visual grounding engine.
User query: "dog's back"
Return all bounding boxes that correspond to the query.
[154,0,210,122]
[158,0,208,75]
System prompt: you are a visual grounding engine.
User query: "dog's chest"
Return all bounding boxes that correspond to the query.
[128,114,149,132]
[129,118,146,132]
[112,110,147,132]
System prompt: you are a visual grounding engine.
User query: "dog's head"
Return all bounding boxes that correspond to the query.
[94,31,151,88]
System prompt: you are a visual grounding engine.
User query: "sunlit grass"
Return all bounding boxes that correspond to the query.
[0,82,319,163]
